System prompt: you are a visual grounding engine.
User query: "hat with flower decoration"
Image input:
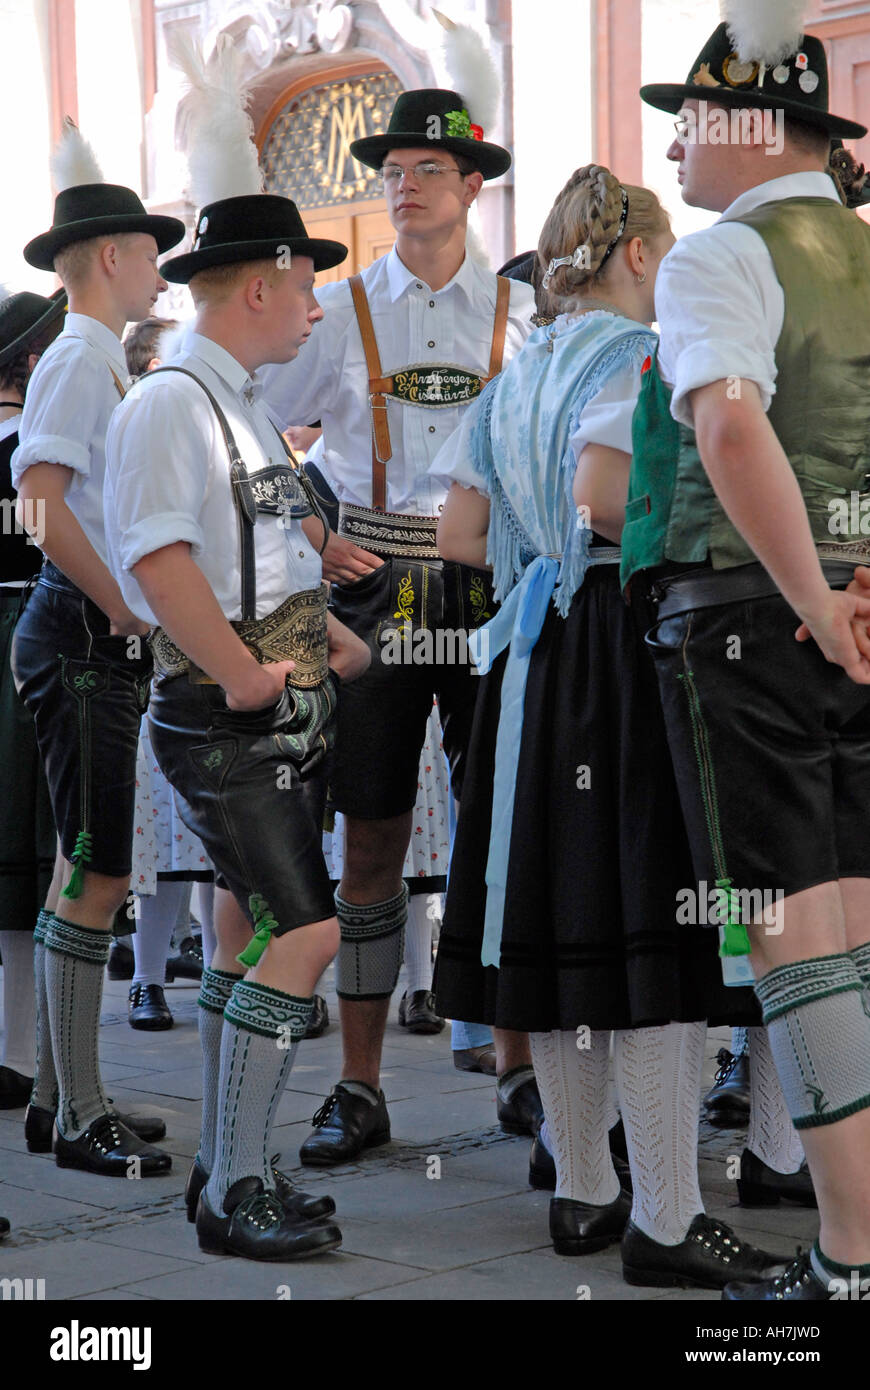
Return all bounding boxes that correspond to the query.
[641,1,866,141]
[350,12,510,180]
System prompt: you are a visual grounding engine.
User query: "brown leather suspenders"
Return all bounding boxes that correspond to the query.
[349,272,512,514]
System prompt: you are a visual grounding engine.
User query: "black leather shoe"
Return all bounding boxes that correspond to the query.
[54,1113,172,1176]
[196,1176,342,1260]
[398,989,445,1034]
[622,1214,790,1290]
[0,1065,33,1110]
[723,1249,833,1301]
[550,1190,632,1255]
[0,1215,9,1239]
[703,1048,750,1124]
[25,1100,166,1152]
[107,938,135,980]
[128,983,173,1031]
[184,1156,336,1224]
[497,1073,544,1136]
[453,1044,497,1075]
[737,1146,817,1208]
[299,1083,391,1166]
[529,1127,633,1194]
[303,994,330,1039]
[164,937,203,983]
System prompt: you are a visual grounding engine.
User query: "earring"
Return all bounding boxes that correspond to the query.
[636,272,647,284]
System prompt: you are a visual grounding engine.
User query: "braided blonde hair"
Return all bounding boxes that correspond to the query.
[536,164,671,314]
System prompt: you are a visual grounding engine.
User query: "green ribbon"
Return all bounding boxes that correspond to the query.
[715,877,752,957]
[236,893,279,968]
[61,829,93,901]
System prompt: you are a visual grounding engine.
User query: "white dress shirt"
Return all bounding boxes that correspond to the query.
[431,312,643,496]
[261,246,535,515]
[104,330,322,626]
[655,171,841,427]
[11,312,127,564]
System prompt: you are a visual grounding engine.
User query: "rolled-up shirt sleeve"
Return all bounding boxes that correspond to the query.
[11,343,105,485]
[655,223,782,429]
[428,395,490,497]
[105,378,212,571]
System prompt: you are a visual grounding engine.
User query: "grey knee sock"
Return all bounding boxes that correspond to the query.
[335,886,408,1000]
[44,915,112,1138]
[196,967,240,1173]
[755,954,870,1130]
[851,942,870,993]
[31,910,58,1111]
[205,980,313,1210]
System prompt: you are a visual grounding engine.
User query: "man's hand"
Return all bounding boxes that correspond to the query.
[320,531,384,585]
[793,587,870,683]
[225,660,297,712]
[326,613,371,682]
[108,609,151,638]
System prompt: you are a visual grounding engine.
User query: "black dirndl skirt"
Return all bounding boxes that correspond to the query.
[433,565,760,1032]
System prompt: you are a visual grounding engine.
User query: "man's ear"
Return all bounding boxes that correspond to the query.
[245,275,268,311]
[463,171,484,207]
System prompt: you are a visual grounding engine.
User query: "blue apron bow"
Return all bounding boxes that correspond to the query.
[468,555,560,968]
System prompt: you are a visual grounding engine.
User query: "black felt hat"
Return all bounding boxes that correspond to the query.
[641,22,866,141]
[349,88,511,180]
[161,194,348,284]
[24,185,185,272]
[0,288,67,369]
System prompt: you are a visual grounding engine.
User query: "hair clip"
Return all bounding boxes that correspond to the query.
[542,244,592,291]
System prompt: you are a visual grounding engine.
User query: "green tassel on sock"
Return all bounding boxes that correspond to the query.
[716,878,752,957]
[60,830,93,901]
[236,894,279,968]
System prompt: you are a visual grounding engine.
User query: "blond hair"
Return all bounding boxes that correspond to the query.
[53,232,137,288]
[188,258,284,307]
[537,164,671,313]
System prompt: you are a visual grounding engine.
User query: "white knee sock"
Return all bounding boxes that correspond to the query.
[614,1021,706,1246]
[132,881,189,988]
[0,930,37,1076]
[403,893,436,994]
[747,1025,805,1174]
[193,882,216,969]
[529,1029,620,1205]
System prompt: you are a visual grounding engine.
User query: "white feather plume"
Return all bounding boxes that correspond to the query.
[167,29,263,208]
[50,117,104,192]
[434,10,501,134]
[0,283,13,307]
[465,218,491,268]
[722,0,810,67]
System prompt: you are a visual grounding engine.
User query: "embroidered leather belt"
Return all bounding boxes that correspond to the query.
[651,560,857,620]
[337,502,441,559]
[149,585,329,689]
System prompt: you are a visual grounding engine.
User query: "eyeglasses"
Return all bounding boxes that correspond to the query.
[673,116,691,145]
[379,162,465,188]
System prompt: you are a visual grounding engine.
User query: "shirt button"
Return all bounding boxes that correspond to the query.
[416,282,423,289]
[298,550,305,558]
[429,300,435,308]
[428,340,435,348]
[428,425,436,433]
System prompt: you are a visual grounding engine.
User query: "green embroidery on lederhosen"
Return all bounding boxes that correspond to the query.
[58,659,109,899]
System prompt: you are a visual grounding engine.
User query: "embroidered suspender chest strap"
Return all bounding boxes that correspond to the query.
[348,273,512,513]
[146,366,259,620]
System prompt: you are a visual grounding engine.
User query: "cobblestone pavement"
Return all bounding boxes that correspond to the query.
[0,967,818,1302]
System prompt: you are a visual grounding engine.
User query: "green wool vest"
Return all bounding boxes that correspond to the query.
[620,196,870,590]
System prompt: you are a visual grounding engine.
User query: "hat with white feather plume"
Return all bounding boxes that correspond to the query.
[349,10,510,179]
[160,31,346,284]
[640,0,866,140]
[24,119,185,272]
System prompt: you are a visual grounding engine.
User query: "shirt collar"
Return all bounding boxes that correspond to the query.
[181,330,262,403]
[63,312,127,376]
[385,244,478,306]
[719,171,841,223]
